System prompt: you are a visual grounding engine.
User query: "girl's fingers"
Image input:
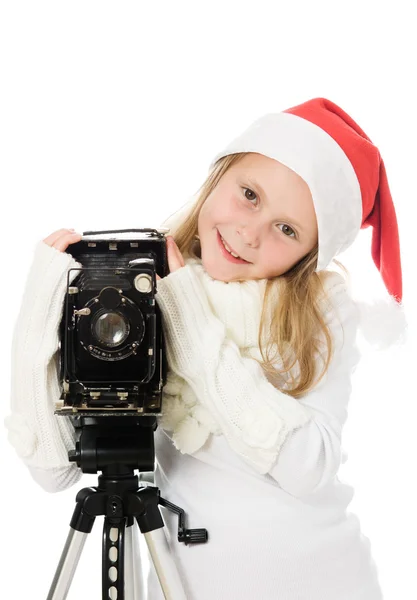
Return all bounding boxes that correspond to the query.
[53,232,82,252]
[43,229,82,253]
[43,228,74,246]
[167,236,185,267]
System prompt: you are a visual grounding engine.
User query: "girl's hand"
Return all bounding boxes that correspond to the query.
[43,228,82,252]
[157,236,185,281]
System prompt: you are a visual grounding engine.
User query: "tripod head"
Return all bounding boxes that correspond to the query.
[66,415,207,547]
[68,415,156,475]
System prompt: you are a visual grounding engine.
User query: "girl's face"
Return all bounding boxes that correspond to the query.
[197,153,319,282]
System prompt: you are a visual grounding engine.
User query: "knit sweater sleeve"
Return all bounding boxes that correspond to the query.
[4,241,83,493]
[155,265,361,496]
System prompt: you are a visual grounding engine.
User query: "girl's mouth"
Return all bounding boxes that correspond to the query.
[217,230,250,264]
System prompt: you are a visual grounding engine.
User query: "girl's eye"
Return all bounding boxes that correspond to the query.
[242,187,297,239]
[243,187,257,204]
[278,224,296,238]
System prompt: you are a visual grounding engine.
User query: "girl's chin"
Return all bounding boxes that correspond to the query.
[200,257,246,283]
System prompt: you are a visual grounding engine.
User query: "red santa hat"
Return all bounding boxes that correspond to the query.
[207,97,407,349]
[161,98,408,348]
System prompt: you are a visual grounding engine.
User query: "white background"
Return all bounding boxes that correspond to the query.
[1,1,415,599]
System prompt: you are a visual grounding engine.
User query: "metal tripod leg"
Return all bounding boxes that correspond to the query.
[47,502,188,599]
[126,516,187,600]
[143,527,187,600]
[46,528,88,600]
[47,520,187,600]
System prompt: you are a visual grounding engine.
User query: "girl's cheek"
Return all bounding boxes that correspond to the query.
[227,194,244,216]
[232,191,243,206]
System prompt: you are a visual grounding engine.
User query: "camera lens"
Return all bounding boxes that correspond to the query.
[92,311,130,347]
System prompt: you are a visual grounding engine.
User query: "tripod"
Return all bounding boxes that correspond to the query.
[47,416,208,600]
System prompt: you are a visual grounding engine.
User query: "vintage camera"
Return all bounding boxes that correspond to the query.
[55,228,170,417]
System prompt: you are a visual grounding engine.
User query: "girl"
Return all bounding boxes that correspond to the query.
[6,97,404,599]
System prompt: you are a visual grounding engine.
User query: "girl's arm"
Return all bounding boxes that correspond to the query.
[267,285,361,496]
[5,241,83,492]
[155,265,361,497]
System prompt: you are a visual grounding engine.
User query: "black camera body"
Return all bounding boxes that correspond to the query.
[56,228,170,418]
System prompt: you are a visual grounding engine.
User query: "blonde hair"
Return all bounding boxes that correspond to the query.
[171,153,349,399]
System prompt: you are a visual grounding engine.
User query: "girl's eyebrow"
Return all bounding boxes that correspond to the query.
[245,176,305,232]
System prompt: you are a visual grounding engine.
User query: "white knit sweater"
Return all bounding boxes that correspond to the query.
[155,258,350,478]
[6,239,351,487]
[5,242,84,491]
[5,239,384,598]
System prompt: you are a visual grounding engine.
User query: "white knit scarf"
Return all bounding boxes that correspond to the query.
[157,257,288,456]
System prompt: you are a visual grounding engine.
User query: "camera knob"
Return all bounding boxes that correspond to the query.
[134,273,152,294]
[74,308,91,316]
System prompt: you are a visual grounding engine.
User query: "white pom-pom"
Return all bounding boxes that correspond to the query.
[172,415,211,454]
[163,371,185,396]
[159,395,189,431]
[356,295,409,350]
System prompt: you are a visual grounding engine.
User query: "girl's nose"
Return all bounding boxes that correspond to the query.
[237,225,259,248]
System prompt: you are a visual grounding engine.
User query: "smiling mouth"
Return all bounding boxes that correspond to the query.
[218,230,251,263]
[220,234,241,258]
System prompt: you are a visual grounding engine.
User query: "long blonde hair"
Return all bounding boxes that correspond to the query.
[171,153,349,399]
